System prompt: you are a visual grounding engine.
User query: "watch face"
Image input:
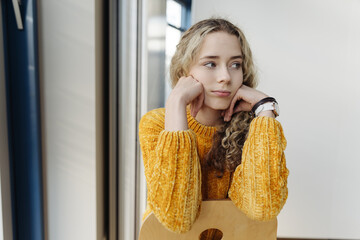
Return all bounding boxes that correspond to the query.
[258,105,265,112]
[255,102,279,117]
[254,104,265,116]
[274,103,280,116]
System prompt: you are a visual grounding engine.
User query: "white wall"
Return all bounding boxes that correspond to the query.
[38,1,98,239]
[192,0,360,239]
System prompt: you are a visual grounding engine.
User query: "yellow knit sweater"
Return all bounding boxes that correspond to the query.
[139,108,289,234]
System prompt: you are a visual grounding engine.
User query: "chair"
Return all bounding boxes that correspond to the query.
[138,200,277,240]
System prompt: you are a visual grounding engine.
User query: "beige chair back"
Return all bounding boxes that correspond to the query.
[138,200,277,240]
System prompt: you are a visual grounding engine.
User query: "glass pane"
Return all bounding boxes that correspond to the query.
[165,26,181,101]
[166,0,182,28]
[166,25,181,62]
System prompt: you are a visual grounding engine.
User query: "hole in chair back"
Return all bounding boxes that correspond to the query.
[199,228,223,240]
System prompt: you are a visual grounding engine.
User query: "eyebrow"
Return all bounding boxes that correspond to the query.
[199,55,243,60]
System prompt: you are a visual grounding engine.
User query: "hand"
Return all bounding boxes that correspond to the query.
[168,76,205,117]
[223,85,268,122]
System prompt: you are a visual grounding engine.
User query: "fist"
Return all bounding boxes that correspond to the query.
[168,76,205,117]
[223,85,268,121]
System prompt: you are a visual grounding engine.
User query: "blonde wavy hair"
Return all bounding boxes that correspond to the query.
[170,18,258,176]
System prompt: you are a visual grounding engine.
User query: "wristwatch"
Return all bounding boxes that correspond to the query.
[254,101,280,117]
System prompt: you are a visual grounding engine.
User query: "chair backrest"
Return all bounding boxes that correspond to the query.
[138,200,277,240]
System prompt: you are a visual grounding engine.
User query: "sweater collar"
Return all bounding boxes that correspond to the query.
[186,108,218,138]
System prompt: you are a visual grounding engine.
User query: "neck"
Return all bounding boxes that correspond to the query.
[195,106,224,127]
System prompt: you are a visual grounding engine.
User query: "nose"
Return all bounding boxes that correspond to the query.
[217,66,231,84]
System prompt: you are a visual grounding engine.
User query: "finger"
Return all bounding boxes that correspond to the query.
[197,89,205,109]
[191,100,200,117]
[190,103,196,117]
[224,96,239,121]
[223,107,232,122]
[190,98,199,117]
[191,90,204,117]
[192,83,204,116]
[233,101,252,113]
[224,101,252,122]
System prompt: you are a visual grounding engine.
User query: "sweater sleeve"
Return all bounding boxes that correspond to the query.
[139,109,202,233]
[228,116,289,221]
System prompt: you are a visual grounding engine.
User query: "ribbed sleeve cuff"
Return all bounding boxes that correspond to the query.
[229,116,288,221]
[147,129,202,233]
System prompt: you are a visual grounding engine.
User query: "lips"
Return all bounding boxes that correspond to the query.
[211,90,231,97]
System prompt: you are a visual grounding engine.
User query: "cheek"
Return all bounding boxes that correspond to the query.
[232,72,244,87]
[190,69,212,85]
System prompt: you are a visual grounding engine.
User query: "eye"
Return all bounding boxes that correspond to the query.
[230,62,242,69]
[204,62,216,68]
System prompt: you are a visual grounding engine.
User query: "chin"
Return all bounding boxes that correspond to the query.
[206,101,231,111]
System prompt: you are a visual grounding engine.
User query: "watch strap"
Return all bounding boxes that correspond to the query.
[255,102,278,117]
[251,97,277,114]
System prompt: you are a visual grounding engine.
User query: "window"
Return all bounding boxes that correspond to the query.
[165,0,191,100]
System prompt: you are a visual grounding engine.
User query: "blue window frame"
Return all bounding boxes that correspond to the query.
[1,0,44,239]
[165,0,191,100]
[166,0,191,32]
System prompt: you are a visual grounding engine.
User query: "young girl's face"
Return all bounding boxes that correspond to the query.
[189,31,244,111]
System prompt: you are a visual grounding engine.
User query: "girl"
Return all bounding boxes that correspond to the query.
[139,18,289,239]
